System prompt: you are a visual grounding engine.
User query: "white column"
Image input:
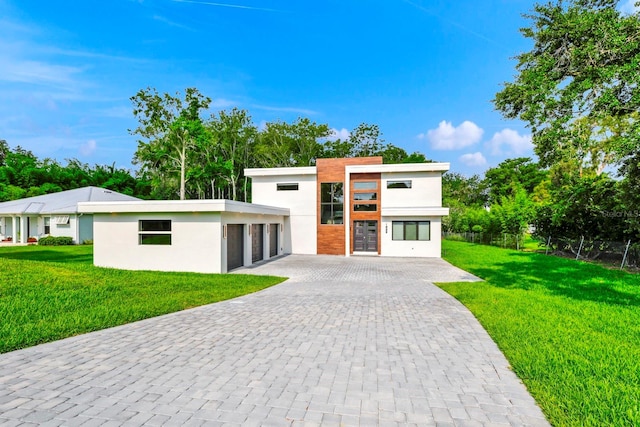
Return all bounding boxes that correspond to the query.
[20,216,27,243]
[12,216,18,243]
[263,224,268,260]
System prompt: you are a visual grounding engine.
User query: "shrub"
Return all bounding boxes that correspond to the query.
[38,236,74,246]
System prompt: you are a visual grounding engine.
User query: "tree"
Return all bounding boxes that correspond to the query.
[208,108,257,201]
[493,0,640,174]
[349,123,386,157]
[256,118,331,167]
[442,172,488,208]
[0,139,8,166]
[492,187,535,248]
[130,87,211,200]
[483,157,547,204]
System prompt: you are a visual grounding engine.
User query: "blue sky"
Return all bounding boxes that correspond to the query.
[1,0,637,176]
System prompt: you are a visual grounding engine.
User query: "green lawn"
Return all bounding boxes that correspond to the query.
[439,240,640,427]
[0,245,285,354]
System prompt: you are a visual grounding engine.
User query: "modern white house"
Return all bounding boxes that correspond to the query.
[245,157,450,258]
[78,157,450,273]
[0,187,140,244]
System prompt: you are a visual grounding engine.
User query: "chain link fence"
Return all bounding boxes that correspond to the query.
[443,232,639,270]
[443,232,527,250]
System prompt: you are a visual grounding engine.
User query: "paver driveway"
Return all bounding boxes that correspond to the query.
[0,255,549,426]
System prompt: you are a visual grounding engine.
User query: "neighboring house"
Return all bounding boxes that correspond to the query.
[79,157,449,274]
[0,187,140,244]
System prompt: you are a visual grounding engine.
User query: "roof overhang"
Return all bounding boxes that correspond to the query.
[346,162,450,174]
[381,207,450,217]
[244,166,317,177]
[78,200,290,216]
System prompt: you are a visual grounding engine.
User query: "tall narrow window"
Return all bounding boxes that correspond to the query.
[44,217,51,234]
[139,220,172,245]
[320,183,344,224]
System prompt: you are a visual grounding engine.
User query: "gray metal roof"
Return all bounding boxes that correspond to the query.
[0,187,141,215]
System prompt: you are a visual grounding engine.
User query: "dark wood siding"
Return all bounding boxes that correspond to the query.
[316,157,382,255]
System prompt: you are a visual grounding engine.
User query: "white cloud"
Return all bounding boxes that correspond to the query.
[251,104,318,116]
[487,129,533,156]
[459,152,487,167]
[327,128,350,141]
[620,0,640,14]
[79,139,97,156]
[210,98,237,109]
[152,15,194,31]
[424,120,484,150]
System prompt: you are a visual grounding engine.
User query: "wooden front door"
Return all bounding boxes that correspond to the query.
[353,220,378,252]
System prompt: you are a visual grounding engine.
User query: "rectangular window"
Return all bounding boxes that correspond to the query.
[354,204,377,212]
[387,180,412,189]
[353,192,377,201]
[320,182,344,224]
[392,221,430,241]
[44,217,50,234]
[139,220,171,232]
[139,220,172,245]
[139,234,172,245]
[277,183,299,191]
[353,181,377,190]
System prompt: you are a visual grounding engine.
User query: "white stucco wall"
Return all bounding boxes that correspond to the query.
[93,212,223,273]
[90,206,288,274]
[381,171,442,208]
[249,173,317,254]
[380,217,442,257]
[50,215,77,241]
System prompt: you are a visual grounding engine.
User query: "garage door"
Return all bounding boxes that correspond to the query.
[252,224,264,263]
[227,224,244,271]
[269,223,278,257]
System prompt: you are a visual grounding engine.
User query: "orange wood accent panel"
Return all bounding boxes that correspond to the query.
[316,157,382,255]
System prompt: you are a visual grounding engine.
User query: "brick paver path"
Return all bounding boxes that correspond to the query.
[0,255,549,426]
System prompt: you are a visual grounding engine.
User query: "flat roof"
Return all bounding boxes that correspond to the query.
[244,166,317,177]
[346,162,450,173]
[244,162,449,178]
[381,207,450,217]
[78,199,290,216]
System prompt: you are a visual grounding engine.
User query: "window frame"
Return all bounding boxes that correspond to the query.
[353,192,377,201]
[387,180,412,189]
[391,221,430,241]
[276,183,299,191]
[353,181,377,190]
[139,219,172,245]
[354,204,377,212]
[320,182,344,225]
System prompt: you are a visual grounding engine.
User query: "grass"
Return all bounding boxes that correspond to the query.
[0,245,285,354]
[439,240,640,427]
